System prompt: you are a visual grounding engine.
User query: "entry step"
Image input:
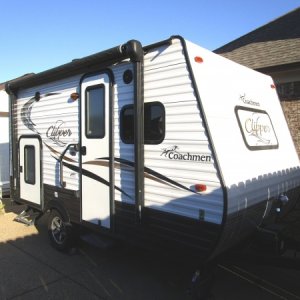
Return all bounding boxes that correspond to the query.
[80,232,116,250]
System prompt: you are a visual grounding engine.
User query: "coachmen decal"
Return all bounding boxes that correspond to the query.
[239,93,260,107]
[235,106,278,150]
[161,146,211,162]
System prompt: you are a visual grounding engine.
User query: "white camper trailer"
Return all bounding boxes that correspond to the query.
[0,85,10,197]
[6,36,300,261]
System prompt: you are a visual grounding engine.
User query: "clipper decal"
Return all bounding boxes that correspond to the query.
[46,120,72,147]
[235,106,279,150]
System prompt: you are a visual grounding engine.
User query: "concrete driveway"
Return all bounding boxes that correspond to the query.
[1,199,300,300]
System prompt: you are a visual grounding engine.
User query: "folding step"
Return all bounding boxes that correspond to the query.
[14,207,42,226]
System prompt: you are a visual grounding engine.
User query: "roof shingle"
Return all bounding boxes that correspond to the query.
[214,7,300,70]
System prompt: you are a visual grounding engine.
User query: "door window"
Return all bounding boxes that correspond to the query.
[85,85,105,138]
[24,145,36,185]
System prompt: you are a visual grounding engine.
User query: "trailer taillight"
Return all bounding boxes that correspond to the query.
[194,56,203,63]
[195,184,207,192]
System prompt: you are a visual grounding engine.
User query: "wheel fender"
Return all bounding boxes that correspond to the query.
[45,200,71,224]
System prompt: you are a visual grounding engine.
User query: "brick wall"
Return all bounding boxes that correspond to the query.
[280,99,300,157]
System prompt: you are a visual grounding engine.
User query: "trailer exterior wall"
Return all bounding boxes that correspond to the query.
[9,36,300,262]
[15,75,81,190]
[9,38,224,260]
[185,39,300,253]
[142,39,224,225]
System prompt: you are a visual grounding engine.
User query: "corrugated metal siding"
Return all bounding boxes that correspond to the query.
[143,39,223,224]
[15,75,80,190]
[113,63,135,204]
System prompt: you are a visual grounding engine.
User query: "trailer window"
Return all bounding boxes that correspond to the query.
[24,145,36,185]
[120,102,165,144]
[85,85,105,138]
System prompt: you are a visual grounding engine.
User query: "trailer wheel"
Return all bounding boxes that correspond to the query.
[48,209,73,252]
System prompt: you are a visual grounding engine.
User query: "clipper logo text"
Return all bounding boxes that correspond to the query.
[46,120,72,147]
[245,114,271,144]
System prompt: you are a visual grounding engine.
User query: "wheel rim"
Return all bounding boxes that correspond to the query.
[50,215,66,245]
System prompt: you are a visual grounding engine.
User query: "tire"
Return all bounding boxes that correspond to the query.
[48,209,73,252]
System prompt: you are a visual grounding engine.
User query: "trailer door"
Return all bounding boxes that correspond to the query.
[19,137,42,207]
[81,73,111,228]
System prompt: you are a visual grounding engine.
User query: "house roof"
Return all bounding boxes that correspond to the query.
[214,7,300,70]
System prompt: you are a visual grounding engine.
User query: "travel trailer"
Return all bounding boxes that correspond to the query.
[0,84,9,198]
[5,36,300,262]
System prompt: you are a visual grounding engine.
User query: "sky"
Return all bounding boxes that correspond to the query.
[0,0,299,83]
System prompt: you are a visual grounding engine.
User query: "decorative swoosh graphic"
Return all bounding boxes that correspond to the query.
[83,159,178,189]
[44,142,77,163]
[48,144,194,198]
[115,157,195,193]
[21,92,61,134]
[21,97,39,134]
[86,157,195,194]
[49,149,132,199]
[60,159,132,199]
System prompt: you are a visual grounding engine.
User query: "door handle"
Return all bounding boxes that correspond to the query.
[81,146,86,156]
[20,166,23,173]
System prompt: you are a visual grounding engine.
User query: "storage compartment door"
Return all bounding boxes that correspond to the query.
[19,137,42,207]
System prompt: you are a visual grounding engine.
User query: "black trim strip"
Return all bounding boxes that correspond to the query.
[132,41,144,223]
[108,72,115,231]
[6,87,17,198]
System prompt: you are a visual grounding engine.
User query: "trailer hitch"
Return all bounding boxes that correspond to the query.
[187,264,216,299]
[276,194,289,211]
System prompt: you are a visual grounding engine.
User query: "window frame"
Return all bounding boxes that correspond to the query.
[120,101,165,145]
[24,145,36,185]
